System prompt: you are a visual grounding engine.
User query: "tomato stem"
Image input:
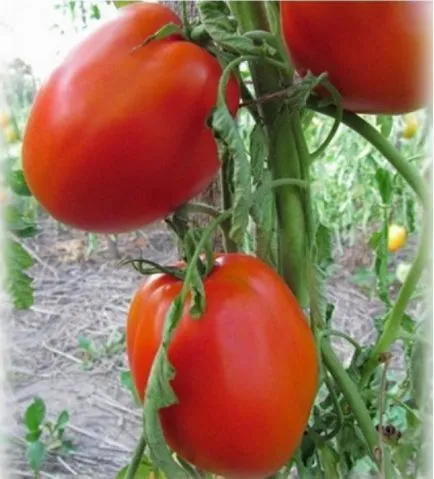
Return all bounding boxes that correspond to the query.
[125,434,147,479]
[321,341,378,461]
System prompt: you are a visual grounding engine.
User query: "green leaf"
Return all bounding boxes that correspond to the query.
[5,239,34,309]
[90,5,101,19]
[376,115,393,138]
[198,1,271,56]
[25,430,42,442]
[116,458,155,479]
[59,439,76,453]
[142,299,187,476]
[26,440,46,472]
[368,231,382,250]
[6,170,32,196]
[250,172,276,266]
[120,370,141,406]
[375,167,392,205]
[133,23,185,51]
[114,1,139,8]
[320,444,340,477]
[210,107,251,245]
[24,398,46,432]
[3,206,39,237]
[314,223,333,270]
[250,123,268,185]
[55,410,70,431]
[77,335,92,351]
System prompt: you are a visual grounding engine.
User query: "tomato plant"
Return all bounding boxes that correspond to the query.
[127,253,318,478]
[10,1,431,478]
[280,1,433,114]
[22,3,239,233]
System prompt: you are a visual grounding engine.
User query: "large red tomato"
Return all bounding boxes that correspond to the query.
[280,1,433,114]
[22,3,239,233]
[127,253,318,478]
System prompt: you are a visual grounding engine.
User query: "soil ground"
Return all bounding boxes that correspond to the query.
[3,215,416,478]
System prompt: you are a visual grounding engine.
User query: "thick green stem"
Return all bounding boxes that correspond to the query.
[229,1,309,306]
[309,103,429,207]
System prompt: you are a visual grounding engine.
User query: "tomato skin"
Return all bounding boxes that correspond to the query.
[22,3,239,233]
[127,253,318,478]
[387,224,407,253]
[280,1,433,114]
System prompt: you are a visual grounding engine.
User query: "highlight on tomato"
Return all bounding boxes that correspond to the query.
[127,253,319,478]
[22,2,239,234]
[280,1,433,114]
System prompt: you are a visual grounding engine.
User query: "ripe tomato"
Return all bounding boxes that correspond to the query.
[280,1,433,114]
[22,3,239,233]
[388,224,407,253]
[127,253,318,478]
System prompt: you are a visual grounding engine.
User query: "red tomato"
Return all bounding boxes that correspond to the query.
[280,1,433,114]
[127,253,318,478]
[22,3,239,233]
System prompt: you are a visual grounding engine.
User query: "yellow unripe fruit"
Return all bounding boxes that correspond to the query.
[387,224,407,252]
[402,114,418,139]
[3,125,18,144]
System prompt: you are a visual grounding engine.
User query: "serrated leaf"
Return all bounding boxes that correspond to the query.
[5,239,34,309]
[250,123,268,185]
[376,115,394,138]
[198,1,273,56]
[26,440,46,472]
[24,398,46,432]
[210,107,251,245]
[3,206,39,237]
[142,299,187,476]
[116,458,155,479]
[6,170,32,196]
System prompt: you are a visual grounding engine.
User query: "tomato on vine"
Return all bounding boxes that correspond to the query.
[127,253,318,478]
[22,3,239,233]
[388,224,407,253]
[280,1,432,114]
